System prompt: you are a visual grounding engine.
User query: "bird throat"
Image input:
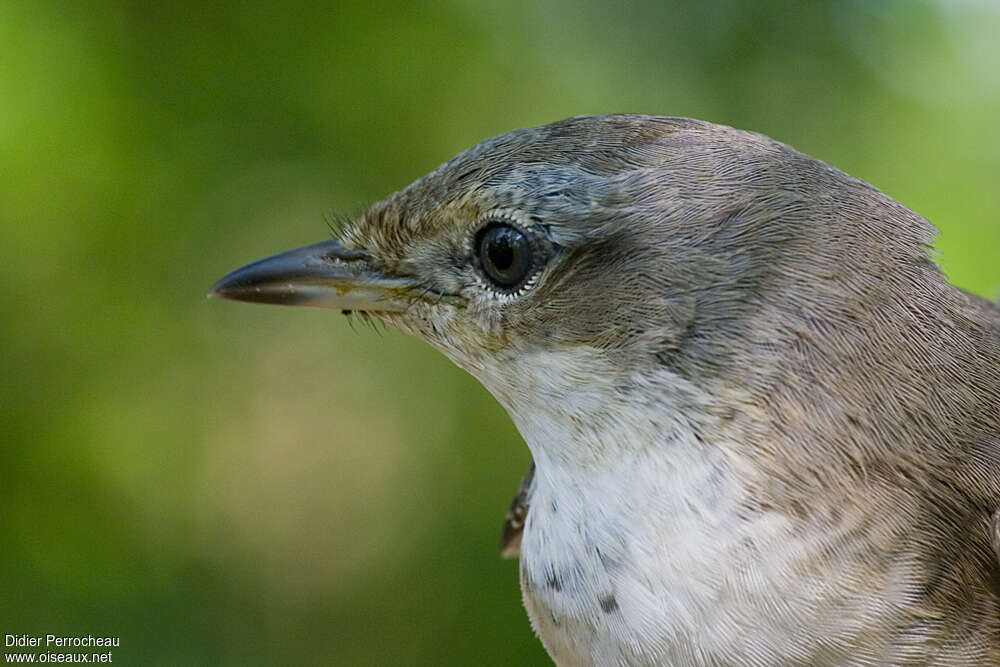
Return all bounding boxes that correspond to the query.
[472,344,861,664]
[469,345,766,662]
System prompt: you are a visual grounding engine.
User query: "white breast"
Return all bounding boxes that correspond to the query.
[472,347,867,666]
[519,416,759,665]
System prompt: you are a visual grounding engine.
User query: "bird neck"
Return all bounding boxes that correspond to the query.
[477,344,721,472]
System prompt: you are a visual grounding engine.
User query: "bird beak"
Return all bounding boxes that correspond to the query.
[208,238,418,312]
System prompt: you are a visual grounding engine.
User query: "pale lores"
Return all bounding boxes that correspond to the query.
[211,115,1000,665]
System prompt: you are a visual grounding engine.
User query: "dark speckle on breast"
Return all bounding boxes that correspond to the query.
[599,594,619,613]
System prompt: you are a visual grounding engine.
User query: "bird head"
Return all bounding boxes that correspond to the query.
[210,114,939,463]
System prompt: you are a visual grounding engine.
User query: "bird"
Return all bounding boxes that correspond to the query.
[210,115,1000,665]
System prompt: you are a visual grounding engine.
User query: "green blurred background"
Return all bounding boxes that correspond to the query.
[2,1,998,664]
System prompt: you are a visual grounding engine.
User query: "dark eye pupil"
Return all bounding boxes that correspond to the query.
[477,224,533,290]
[488,230,516,270]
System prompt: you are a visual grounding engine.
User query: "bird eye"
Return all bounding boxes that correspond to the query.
[476,222,534,291]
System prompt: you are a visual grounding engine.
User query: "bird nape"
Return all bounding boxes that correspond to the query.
[211,114,1000,666]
